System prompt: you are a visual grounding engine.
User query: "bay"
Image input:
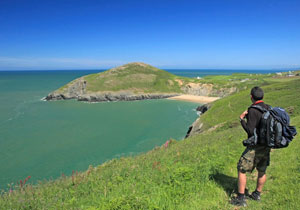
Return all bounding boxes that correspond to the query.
[0,68,281,190]
[0,70,199,190]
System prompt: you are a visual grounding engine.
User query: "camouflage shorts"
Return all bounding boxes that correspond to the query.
[237,146,271,173]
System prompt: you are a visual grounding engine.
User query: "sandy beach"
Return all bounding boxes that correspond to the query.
[168,95,220,104]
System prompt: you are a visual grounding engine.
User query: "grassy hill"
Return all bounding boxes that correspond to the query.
[2,73,300,209]
[46,62,194,101]
[46,62,284,101]
[52,62,187,97]
[81,62,184,94]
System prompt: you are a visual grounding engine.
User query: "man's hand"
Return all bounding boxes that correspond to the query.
[240,110,248,120]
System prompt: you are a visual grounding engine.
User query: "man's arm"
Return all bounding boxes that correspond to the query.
[240,108,260,137]
[240,109,250,135]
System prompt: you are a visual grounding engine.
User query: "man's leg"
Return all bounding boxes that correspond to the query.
[256,171,266,192]
[238,171,247,194]
[250,147,270,201]
[232,148,253,206]
[231,171,247,206]
[237,148,252,194]
[249,171,267,201]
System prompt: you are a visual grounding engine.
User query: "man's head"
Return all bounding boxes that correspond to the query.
[250,86,264,101]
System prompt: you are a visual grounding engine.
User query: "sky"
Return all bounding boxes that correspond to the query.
[0,0,300,70]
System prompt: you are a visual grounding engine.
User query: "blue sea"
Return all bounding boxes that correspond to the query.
[0,69,281,190]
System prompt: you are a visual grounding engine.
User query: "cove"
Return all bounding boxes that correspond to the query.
[0,71,199,190]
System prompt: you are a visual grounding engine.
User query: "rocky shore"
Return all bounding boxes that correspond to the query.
[44,75,180,102]
[46,92,179,102]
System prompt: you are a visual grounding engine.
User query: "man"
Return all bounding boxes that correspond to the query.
[231,86,271,207]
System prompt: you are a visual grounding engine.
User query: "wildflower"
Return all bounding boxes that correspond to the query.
[164,140,170,148]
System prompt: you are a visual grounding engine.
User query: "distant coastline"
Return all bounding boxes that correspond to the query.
[0,68,294,75]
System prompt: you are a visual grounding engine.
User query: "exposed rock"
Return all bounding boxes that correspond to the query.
[182,83,237,97]
[185,103,211,138]
[185,118,203,138]
[196,104,209,114]
[46,77,87,100]
[47,91,179,102]
[182,83,214,96]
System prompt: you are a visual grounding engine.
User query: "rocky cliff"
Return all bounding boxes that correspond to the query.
[182,82,237,97]
[185,104,210,138]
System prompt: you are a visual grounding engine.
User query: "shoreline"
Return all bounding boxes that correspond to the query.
[167,95,220,104]
[45,93,179,102]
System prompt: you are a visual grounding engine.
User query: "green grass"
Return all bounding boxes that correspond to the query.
[59,63,185,94]
[200,77,300,130]
[55,62,294,97]
[1,76,300,209]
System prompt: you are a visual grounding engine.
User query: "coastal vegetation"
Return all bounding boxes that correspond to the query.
[61,62,183,94]
[46,62,186,101]
[45,62,284,101]
[1,71,300,209]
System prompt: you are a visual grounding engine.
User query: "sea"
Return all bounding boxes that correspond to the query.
[0,69,281,190]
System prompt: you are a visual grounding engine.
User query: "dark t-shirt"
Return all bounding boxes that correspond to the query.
[240,101,269,139]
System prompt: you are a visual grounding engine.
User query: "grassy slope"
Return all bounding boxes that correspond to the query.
[56,62,282,96]
[58,63,186,94]
[1,76,300,209]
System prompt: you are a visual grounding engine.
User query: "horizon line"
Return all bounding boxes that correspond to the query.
[0,67,299,72]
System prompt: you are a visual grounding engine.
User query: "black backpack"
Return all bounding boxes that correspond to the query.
[251,105,297,149]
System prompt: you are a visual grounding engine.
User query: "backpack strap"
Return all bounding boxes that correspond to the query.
[250,104,268,113]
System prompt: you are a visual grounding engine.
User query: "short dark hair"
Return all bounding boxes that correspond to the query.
[251,86,264,100]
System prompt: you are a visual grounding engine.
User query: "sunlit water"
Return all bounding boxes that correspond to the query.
[0,70,200,190]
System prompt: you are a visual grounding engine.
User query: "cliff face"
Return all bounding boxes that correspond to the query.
[45,78,178,102]
[46,91,178,102]
[46,78,87,100]
[185,104,210,138]
[182,83,237,97]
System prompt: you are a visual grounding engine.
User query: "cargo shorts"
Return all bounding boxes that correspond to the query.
[237,145,271,173]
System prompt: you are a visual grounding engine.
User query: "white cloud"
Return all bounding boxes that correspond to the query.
[0,56,126,70]
[0,56,299,70]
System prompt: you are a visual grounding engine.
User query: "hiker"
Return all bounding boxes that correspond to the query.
[231,86,270,207]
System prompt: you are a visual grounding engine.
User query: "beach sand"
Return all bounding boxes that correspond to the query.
[168,95,220,104]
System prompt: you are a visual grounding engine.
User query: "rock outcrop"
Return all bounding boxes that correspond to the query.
[182,83,237,97]
[46,81,179,102]
[185,104,211,138]
[46,75,179,102]
[46,91,178,102]
[46,78,87,100]
[196,104,209,113]
[77,93,179,102]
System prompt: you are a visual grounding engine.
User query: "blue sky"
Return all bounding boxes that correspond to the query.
[0,0,300,70]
